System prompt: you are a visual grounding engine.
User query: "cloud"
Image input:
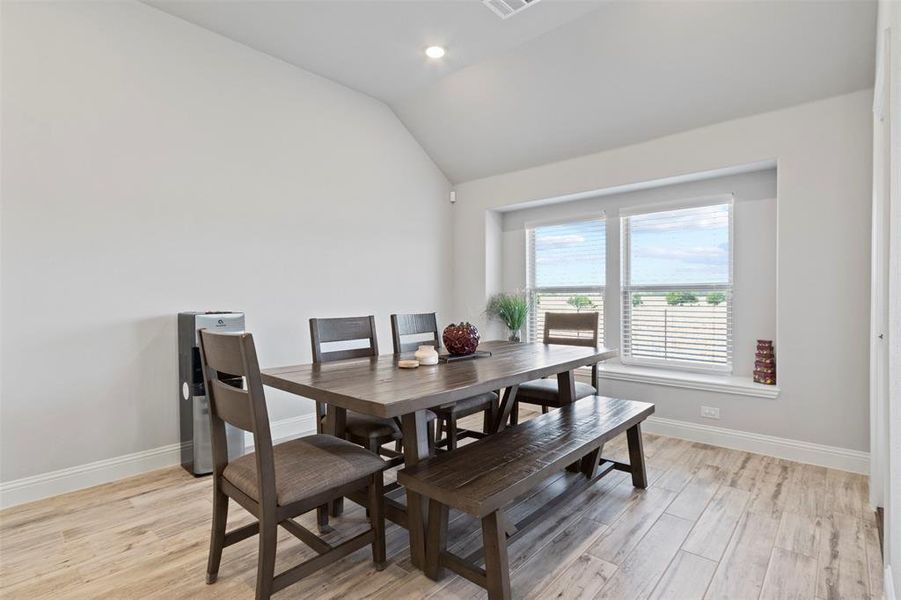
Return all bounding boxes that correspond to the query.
[634,245,727,264]
[536,234,586,245]
[631,207,729,232]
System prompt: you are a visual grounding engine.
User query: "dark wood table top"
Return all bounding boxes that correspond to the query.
[261,340,618,418]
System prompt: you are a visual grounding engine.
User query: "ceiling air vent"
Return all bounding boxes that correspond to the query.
[483,0,544,20]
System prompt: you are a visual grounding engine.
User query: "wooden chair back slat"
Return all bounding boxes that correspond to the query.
[390,313,440,354]
[542,312,601,387]
[209,379,255,432]
[200,331,248,377]
[310,316,379,363]
[318,347,378,362]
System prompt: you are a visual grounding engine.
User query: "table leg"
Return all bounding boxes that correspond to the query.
[491,385,519,434]
[557,369,576,403]
[557,370,582,472]
[325,405,348,516]
[402,410,431,569]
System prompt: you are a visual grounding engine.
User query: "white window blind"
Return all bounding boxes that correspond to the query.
[526,217,605,343]
[621,199,733,371]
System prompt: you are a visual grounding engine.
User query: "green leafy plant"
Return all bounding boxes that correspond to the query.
[706,292,726,306]
[632,294,643,307]
[566,295,595,312]
[666,291,699,306]
[486,291,531,340]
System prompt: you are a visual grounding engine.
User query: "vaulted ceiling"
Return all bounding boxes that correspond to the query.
[147,0,877,183]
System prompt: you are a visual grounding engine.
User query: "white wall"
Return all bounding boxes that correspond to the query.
[0,1,451,483]
[453,90,872,453]
[500,168,777,378]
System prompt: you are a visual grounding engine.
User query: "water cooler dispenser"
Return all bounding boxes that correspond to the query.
[178,311,247,475]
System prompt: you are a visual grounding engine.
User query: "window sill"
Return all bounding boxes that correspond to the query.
[596,363,780,399]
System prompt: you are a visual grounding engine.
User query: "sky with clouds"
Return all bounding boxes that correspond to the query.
[533,203,730,288]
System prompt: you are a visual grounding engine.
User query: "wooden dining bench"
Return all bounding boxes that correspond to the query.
[397,395,654,600]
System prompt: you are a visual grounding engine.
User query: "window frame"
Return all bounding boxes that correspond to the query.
[619,195,735,374]
[525,213,606,344]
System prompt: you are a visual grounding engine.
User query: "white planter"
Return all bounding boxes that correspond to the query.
[414,345,439,365]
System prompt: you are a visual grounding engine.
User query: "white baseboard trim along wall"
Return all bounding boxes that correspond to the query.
[0,413,317,509]
[644,416,870,474]
[1,413,868,509]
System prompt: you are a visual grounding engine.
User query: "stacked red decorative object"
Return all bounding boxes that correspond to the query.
[754,340,776,385]
[442,322,480,356]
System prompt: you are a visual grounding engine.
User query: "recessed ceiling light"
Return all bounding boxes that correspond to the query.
[425,46,446,59]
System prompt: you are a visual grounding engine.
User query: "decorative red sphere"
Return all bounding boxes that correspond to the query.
[442,322,480,356]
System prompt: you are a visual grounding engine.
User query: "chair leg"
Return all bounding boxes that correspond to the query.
[426,498,448,580]
[541,405,549,414]
[484,398,499,433]
[435,418,445,446]
[446,417,458,451]
[427,422,436,456]
[206,487,229,584]
[368,473,387,571]
[365,439,382,517]
[255,517,278,600]
[509,400,519,426]
[481,511,511,600]
[316,504,332,533]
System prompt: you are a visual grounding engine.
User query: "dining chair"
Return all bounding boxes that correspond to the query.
[512,312,600,423]
[311,316,437,457]
[390,312,499,450]
[199,329,386,600]
[310,316,404,453]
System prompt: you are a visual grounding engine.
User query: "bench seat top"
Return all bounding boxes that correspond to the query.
[397,396,654,517]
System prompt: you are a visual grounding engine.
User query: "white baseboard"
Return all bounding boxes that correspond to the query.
[0,413,318,510]
[644,416,870,474]
[0,442,185,510]
[1,412,868,509]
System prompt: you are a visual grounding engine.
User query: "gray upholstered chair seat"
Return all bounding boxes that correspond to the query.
[516,379,597,407]
[223,434,386,507]
[319,410,435,440]
[435,392,498,419]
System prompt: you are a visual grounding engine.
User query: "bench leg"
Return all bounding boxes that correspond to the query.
[626,423,648,488]
[580,443,604,479]
[425,499,448,580]
[482,511,511,600]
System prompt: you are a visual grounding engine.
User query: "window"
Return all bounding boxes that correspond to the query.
[526,217,605,343]
[621,199,733,371]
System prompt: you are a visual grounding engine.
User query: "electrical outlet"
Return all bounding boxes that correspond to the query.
[701,406,720,419]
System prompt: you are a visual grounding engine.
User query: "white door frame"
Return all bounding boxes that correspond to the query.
[870,26,892,511]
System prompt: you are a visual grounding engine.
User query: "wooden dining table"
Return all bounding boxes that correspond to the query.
[260,339,618,570]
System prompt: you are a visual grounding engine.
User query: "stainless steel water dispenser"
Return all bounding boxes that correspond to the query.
[178,311,246,475]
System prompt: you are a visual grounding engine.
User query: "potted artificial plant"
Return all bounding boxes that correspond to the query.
[487,291,531,342]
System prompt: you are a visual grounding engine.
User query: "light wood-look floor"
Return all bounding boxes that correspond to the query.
[0,411,881,600]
